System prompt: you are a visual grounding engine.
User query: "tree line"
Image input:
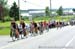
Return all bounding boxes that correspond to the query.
[0,0,75,22]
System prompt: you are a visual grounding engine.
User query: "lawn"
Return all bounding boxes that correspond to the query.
[0,15,74,35]
[0,27,10,35]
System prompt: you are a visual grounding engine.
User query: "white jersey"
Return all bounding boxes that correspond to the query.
[18,24,23,31]
[25,23,30,32]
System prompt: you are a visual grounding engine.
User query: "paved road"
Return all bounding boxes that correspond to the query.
[0,36,11,47]
[0,25,75,49]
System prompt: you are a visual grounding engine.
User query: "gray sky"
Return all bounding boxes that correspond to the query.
[7,0,75,10]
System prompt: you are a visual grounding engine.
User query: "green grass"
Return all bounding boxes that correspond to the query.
[0,15,74,35]
[0,27,10,35]
[0,22,10,27]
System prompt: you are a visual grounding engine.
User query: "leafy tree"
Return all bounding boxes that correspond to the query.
[72,8,75,18]
[45,6,50,16]
[56,6,63,16]
[0,0,9,21]
[72,8,75,12]
[9,2,19,20]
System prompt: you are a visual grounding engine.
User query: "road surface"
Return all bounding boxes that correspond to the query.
[0,25,75,49]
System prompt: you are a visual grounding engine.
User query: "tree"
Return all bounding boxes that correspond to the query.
[45,6,50,16]
[9,2,19,20]
[0,0,9,21]
[56,6,63,16]
[72,8,75,12]
[72,8,75,18]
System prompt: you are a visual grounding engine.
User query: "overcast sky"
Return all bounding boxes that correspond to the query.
[7,0,75,10]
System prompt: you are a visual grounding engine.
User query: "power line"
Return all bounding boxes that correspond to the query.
[22,0,43,7]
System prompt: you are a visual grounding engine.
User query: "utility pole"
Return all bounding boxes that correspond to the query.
[50,0,52,17]
[18,0,21,21]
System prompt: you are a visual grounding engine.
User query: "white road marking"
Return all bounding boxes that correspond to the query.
[0,26,75,49]
[65,36,75,47]
[63,36,75,49]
